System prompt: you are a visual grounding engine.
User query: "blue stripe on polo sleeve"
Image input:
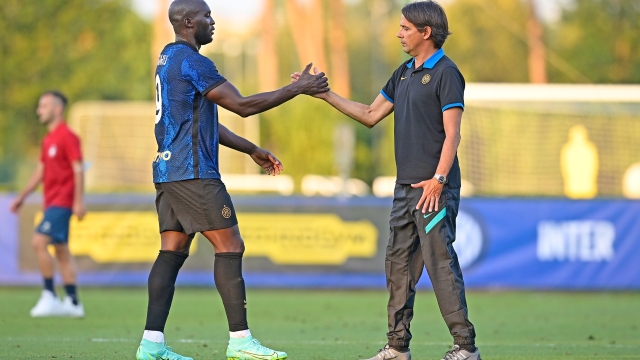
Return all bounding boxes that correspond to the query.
[442,102,464,112]
[380,90,394,104]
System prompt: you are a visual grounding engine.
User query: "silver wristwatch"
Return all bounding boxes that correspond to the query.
[433,174,447,184]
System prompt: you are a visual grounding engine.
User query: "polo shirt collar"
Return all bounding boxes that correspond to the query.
[407,48,445,70]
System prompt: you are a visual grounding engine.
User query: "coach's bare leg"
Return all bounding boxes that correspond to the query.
[55,244,77,285]
[32,233,55,278]
[202,225,245,253]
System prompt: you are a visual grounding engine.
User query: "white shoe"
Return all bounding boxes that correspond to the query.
[441,345,481,360]
[30,290,62,317]
[362,344,411,360]
[59,296,85,318]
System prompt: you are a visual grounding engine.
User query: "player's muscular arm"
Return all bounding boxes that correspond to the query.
[218,123,258,154]
[290,70,393,128]
[9,163,44,213]
[219,124,284,176]
[206,64,328,118]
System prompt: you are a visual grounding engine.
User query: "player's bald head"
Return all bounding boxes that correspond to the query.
[169,0,208,29]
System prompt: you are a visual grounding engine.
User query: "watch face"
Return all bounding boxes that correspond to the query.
[436,175,446,184]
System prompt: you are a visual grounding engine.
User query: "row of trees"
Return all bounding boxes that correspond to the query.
[1,0,639,190]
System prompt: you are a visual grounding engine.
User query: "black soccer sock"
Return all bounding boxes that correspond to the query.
[44,278,55,295]
[214,252,248,332]
[144,250,189,332]
[64,284,78,305]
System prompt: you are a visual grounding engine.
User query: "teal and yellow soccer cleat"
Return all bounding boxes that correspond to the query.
[226,336,287,360]
[136,338,193,360]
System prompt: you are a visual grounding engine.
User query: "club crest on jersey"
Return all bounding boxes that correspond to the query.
[422,74,431,85]
[48,145,57,158]
[222,205,232,219]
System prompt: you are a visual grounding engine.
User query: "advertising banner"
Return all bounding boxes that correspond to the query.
[1,194,639,289]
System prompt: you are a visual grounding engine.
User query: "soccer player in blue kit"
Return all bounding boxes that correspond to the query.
[136,0,329,359]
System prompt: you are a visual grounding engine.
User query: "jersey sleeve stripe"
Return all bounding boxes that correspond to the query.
[202,78,228,96]
[442,102,464,112]
[380,90,394,104]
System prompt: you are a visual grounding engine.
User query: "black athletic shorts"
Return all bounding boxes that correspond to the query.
[155,178,238,235]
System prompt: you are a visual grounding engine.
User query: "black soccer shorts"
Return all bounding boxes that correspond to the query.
[155,178,238,235]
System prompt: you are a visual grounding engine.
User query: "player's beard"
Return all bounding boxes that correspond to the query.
[195,24,213,46]
[38,111,54,125]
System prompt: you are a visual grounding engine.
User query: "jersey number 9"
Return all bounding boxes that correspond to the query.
[155,74,162,124]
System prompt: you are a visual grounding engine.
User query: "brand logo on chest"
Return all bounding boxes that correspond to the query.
[48,145,57,158]
[422,74,431,84]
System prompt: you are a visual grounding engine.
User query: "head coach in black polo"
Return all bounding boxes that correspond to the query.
[291,1,479,359]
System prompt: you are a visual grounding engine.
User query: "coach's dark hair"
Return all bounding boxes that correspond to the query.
[41,90,68,109]
[402,1,451,49]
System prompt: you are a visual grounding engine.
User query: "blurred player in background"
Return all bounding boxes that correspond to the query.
[136,0,329,359]
[9,91,86,318]
[292,1,480,359]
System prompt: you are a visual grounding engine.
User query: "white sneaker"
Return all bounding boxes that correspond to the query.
[441,345,481,360]
[362,344,411,360]
[59,296,85,318]
[30,290,62,317]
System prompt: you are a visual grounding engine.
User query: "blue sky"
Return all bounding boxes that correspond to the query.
[131,0,573,23]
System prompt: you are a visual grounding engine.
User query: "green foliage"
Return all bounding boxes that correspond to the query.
[548,0,640,83]
[0,0,151,188]
[2,0,640,194]
[445,0,530,82]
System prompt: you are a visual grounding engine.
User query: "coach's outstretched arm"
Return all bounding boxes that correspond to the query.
[291,69,394,128]
[218,123,283,176]
[207,64,329,118]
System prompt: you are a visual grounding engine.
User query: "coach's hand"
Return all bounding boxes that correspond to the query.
[412,179,444,213]
[291,63,329,97]
[250,148,284,176]
[291,67,328,99]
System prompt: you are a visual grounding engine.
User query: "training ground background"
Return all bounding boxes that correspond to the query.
[1,288,639,359]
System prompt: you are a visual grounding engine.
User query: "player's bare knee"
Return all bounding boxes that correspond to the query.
[160,231,193,253]
[215,237,244,253]
[225,234,245,253]
[31,235,50,252]
[54,244,70,259]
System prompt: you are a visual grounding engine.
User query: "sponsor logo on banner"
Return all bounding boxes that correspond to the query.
[537,220,615,262]
[452,210,487,270]
[238,213,378,265]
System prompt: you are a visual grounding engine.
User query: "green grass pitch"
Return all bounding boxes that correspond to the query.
[1,288,639,359]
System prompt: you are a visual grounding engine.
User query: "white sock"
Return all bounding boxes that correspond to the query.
[229,329,252,339]
[143,330,165,343]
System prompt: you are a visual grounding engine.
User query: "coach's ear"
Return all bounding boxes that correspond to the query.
[422,26,432,41]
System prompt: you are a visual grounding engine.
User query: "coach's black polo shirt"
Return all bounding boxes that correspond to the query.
[381,48,465,188]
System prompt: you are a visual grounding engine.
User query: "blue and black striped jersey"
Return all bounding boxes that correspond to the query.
[153,41,227,183]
